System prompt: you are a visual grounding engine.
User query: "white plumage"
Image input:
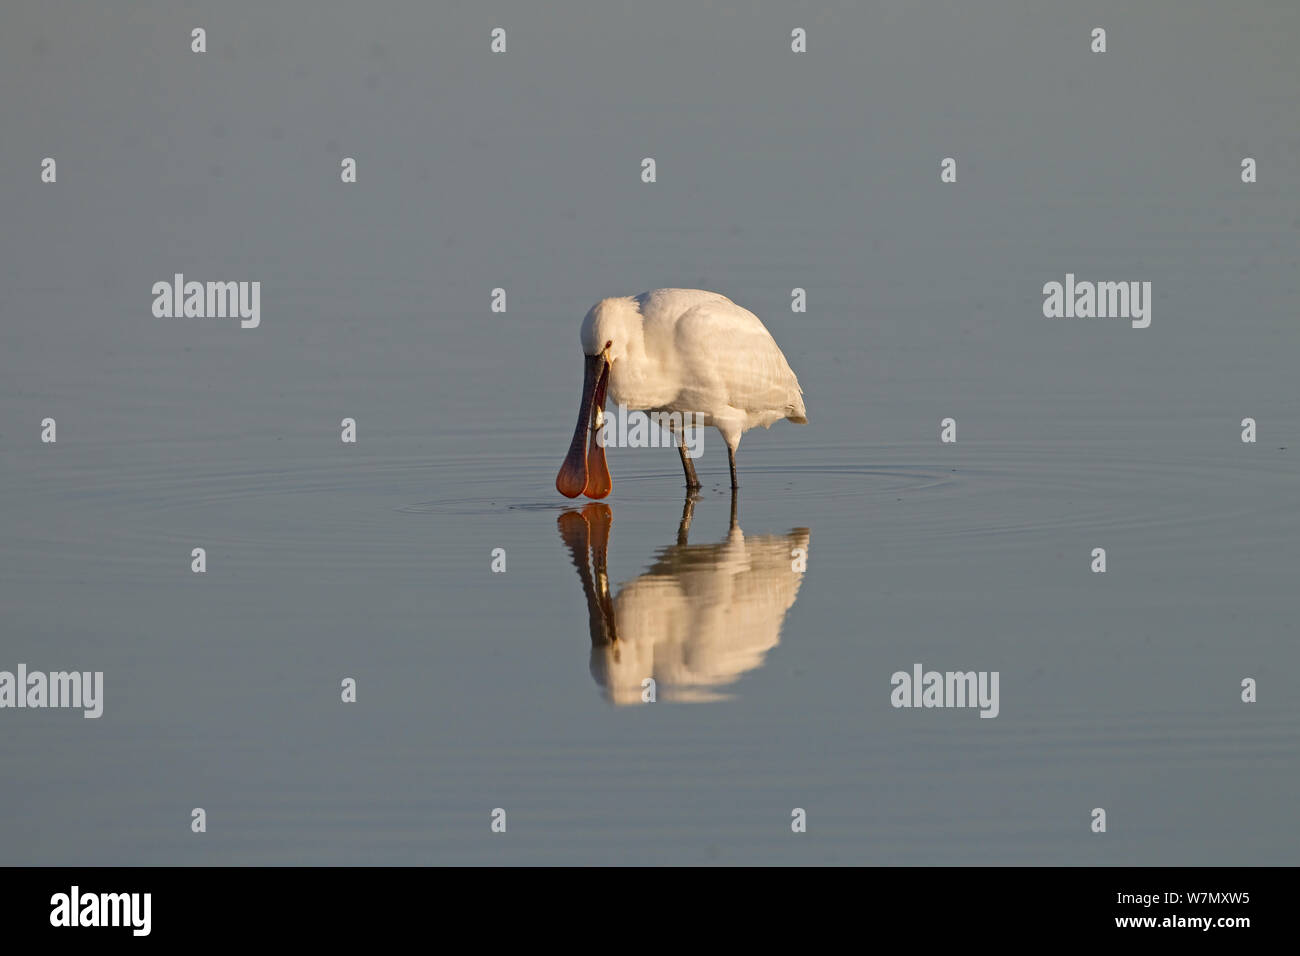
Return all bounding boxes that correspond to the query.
[557,289,807,498]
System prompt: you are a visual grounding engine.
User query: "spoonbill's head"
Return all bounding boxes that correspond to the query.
[556,300,638,499]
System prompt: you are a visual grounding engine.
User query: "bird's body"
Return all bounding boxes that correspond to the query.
[598,289,807,439]
[557,289,807,498]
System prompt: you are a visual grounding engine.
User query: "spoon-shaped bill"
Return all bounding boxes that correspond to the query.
[583,361,612,498]
[556,353,608,498]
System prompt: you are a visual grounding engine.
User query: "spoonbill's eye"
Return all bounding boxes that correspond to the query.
[605,340,613,350]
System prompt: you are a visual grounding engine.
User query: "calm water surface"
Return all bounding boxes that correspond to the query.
[1,0,1298,864]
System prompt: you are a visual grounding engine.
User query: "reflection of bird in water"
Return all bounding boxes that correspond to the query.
[557,498,810,705]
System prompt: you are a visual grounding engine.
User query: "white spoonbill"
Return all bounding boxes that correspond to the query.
[556,289,807,498]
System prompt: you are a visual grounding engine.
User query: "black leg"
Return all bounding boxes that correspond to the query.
[727,445,739,490]
[678,438,702,491]
[677,494,696,545]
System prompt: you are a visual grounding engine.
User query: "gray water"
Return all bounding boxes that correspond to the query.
[1,0,1298,864]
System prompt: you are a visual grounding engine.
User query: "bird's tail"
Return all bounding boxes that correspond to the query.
[786,394,808,424]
